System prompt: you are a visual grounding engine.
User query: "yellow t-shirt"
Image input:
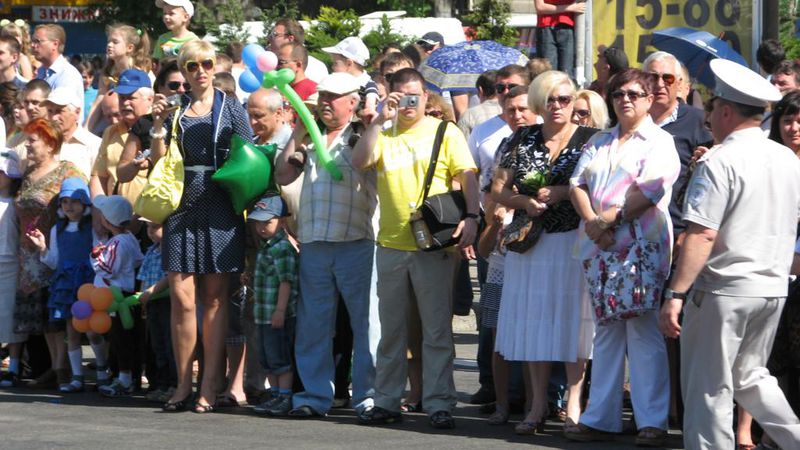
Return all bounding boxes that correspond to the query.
[373,117,477,251]
[93,123,148,205]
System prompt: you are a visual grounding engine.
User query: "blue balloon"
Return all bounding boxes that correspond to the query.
[242,44,265,71]
[239,69,262,93]
[71,300,92,320]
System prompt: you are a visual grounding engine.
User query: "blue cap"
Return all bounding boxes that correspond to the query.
[247,195,288,222]
[59,177,91,206]
[113,69,152,95]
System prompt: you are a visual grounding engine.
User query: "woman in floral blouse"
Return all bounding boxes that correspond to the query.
[8,118,85,388]
[491,70,598,433]
[566,68,680,447]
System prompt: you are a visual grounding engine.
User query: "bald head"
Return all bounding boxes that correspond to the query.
[247,88,285,141]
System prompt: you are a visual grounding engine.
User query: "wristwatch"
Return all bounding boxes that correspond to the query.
[663,288,688,301]
[595,214,613,230]
[149,126,167,140]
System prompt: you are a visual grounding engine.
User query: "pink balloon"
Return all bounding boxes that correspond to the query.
[256,51,278,73]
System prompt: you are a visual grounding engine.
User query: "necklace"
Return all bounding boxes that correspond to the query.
[189,97,212,116]
[543,124,574,163]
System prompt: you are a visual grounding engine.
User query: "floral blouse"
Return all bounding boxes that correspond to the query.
[15,161,85,294]
[498,124,598,233]
[570,116,680,273]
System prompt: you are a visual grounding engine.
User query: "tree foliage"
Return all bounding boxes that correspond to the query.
[362,14,413,61]
[375,0,432,18]
[92,0,165,36]
[194,0,252,51]
[462,0,518,47]
[780,0,800,60]
[303,7,362,66]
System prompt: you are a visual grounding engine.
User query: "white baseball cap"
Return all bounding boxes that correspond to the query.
[322,37,370,67]
[44,87,81,109]
[316,73,360,96]
[155,0,194,17]
[0,150,20,179]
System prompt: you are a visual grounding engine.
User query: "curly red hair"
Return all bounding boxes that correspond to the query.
[23,118,63,154]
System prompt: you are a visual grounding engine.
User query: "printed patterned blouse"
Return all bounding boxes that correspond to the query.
[498,124,598,233]
[570,116,680,273]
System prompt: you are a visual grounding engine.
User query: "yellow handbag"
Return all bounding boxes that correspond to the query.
[133,112,184,224]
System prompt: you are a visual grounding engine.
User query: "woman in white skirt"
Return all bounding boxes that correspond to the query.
[492,71,599,433]
[0,152,23,386]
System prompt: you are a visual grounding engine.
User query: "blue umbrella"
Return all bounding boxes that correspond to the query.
[419,40,529,93]
[651,26,748,89]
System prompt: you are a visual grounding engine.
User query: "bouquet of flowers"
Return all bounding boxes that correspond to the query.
[521,169,549,195]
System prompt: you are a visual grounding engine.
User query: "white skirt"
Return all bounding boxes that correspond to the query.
[0,259,23,343]
[495,229,594,362]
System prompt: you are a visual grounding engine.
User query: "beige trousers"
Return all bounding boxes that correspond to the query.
[681,291,800,450]
[373,246,458,415]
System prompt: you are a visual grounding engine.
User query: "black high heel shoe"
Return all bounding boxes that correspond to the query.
[162,392,193,412]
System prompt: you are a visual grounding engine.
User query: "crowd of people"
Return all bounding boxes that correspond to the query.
[0,1,799,449]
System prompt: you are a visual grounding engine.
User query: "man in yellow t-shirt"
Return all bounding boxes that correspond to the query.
[352,68,479,429]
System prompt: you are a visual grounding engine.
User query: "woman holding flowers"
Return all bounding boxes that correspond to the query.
[491,70,598,433]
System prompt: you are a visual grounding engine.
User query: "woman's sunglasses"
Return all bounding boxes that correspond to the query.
[572,109,591,119]
[166,81,191,91]
[546,95,573,107]
[184,59,215,73]
[611,90,648,101]
[426,109,444,118]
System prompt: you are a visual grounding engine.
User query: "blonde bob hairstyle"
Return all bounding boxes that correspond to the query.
[528,70,576,116]
[178,39,216,72]
[575,89,609,129]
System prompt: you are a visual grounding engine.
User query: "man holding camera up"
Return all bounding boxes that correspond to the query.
[352,68,480,429]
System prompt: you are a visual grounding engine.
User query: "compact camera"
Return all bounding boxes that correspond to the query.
[399,95,419,108]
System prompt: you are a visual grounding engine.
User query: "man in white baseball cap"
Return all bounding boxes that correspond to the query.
[44,87,100,179]
[660,58,800,450]
[323,37,378,122]
[275,70,378,419]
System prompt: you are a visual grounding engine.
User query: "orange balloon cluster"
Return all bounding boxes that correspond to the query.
[71,283,113,334]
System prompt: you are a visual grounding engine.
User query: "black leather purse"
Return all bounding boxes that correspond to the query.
[413,121,466,251]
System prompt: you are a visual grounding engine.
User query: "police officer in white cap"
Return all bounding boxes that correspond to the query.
[659,58,800,450]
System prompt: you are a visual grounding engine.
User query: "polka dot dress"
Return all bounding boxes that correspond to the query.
[162,112,245,274]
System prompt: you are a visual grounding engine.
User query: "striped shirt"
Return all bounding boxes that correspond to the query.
[297,123,377,243]
[91,232,144,292]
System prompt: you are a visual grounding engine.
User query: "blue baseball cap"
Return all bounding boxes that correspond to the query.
[247,195,288,222]
[59,177,91,206]
[113,69,152,95]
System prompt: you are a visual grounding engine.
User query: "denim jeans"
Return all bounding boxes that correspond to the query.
[292,240,376,414]
[537,25,575,78]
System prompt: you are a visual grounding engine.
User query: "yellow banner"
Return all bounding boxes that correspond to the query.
[593,0,753,69]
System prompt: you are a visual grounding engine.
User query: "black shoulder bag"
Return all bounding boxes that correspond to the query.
[411,120,467,251]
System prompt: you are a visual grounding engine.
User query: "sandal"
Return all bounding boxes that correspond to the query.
[635,427,667,447]
[215,393,242,408]
[487,409,509,425]
[400,401,422,413]
[162,393,193,413]
[564,422,613,442]
[515,420,545,435]
[193,402,216,414]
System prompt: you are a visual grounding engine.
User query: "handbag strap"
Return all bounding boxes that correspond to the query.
[166,111,180,159]
[417,120,451,206]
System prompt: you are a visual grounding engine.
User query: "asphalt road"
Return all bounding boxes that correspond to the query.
[0,327,684,450]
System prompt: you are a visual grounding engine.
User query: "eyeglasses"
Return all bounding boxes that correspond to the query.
[572,109,591,119]
[426,109,443,118]
[166,81,191,91]
[650,72,677,86]
[546,95,573,107]
[278,59,293,66]
[495,83,520,94]
[31,38,51,45]
[611,90,649,101]
[183,59,215,73]
[269,31,290,39]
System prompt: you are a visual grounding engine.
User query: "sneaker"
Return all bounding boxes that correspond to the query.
[98,379,132,397]
[253,396,279,415]
[59,376,85,393]
[332,397,350,408]
[267,394,292,416]
[358,406,402,425]
[429,410,456,429]
[0,371,20,388]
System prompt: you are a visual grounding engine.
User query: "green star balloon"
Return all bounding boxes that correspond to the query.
[212,135,277,214]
